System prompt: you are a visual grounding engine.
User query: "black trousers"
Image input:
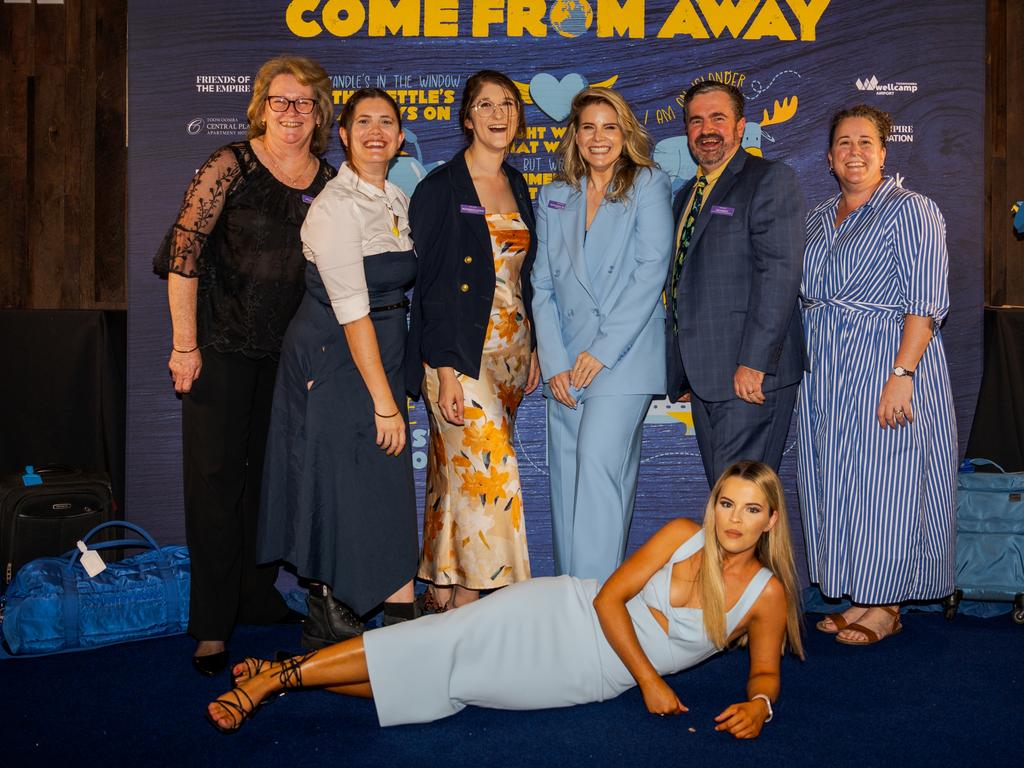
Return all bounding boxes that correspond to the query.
[182,348,288,640]
[689,381,799,488]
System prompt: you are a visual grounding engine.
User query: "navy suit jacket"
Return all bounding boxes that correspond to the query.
[667,150,806,402]
[406,149,537,397]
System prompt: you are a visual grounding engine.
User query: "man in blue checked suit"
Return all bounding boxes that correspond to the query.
[667,82,805,487]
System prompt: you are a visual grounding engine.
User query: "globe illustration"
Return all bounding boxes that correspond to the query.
[549,0,593,38]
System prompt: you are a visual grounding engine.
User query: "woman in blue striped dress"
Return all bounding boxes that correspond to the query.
[797,105,957,646]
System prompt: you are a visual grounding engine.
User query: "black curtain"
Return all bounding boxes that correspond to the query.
[965,307,1024,472]
[0,310,126,514]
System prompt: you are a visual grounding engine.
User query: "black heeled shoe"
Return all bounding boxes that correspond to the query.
[192,650,229,677]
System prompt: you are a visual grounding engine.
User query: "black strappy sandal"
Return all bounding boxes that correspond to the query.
[212,651,317,731]
[207,686,264,734]
[231,657,272,686]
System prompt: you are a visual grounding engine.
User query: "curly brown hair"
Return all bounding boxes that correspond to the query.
[828,104,893,147]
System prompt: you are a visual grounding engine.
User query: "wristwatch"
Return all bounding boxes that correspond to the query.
[892,366,915,378]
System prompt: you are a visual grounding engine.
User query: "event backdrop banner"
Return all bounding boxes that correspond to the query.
[128,0,985,577]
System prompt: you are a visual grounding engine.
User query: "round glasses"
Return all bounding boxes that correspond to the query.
[266,96,316,114]
[472,100,517,118]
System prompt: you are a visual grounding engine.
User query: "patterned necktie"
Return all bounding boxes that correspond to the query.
[670,175,708,334]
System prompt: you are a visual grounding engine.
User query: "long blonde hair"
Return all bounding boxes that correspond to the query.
[698,461,804,659]
[555,87,655,202]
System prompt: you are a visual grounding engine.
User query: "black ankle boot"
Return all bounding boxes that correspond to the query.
[301,584,365,650]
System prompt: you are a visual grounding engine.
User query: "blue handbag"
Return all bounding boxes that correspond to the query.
[948,459,1024,623]
[0,521,190,655]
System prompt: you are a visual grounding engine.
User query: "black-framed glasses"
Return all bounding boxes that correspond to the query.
[472,99,517,118]
[266,96,316,114]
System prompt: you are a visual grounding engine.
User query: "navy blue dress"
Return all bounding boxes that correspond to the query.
[258,251,418,615]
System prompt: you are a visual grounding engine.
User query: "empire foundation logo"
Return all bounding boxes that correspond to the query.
[890,124,914,142]
[285,0,831,40]
[855,75,919,95]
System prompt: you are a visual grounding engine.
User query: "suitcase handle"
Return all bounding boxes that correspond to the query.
[34,464,81,475]
[965,458,1008,474]
[63,521,161,563]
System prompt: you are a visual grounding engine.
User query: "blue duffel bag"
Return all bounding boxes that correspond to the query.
[0,521,189,655]
[948,459,1024,623]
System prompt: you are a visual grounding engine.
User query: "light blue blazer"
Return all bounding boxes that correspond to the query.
[532,167,674,397]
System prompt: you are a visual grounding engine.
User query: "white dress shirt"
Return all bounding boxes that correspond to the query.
[300,162,413,325]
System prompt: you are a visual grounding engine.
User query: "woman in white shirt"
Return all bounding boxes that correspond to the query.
[258,89,419,649]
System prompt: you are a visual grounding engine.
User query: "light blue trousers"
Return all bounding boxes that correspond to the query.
[546,393,652,581]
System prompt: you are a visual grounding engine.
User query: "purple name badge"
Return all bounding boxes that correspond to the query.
[301,194,315,204]
[460,204,486,215]
[710,205,735,216]
[548,200,566,210]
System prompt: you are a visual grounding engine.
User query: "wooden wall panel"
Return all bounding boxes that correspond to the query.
[986,0,1024,306]
[985,0,1006,306]
[0,0,126,311]
[0,3,33,309]
[1003,1,1024,305]
[94,0,127,306]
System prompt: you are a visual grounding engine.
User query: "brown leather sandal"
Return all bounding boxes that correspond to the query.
[816,612,855,634]
[835,605,902,646]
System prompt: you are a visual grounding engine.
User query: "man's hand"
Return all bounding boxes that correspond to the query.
[733,365,766,405]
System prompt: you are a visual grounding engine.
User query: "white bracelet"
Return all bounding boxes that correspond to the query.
[751,693,773,722]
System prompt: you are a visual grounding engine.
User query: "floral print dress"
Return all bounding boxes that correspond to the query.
[418,213,532,589]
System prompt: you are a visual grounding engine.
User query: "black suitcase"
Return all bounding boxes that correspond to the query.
[0,465,117,589]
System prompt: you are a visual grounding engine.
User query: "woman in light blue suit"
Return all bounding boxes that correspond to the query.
[532,88,674,581]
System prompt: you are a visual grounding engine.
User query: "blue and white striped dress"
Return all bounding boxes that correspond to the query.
[797,177,957,604]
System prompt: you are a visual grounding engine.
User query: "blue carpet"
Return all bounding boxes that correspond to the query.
[0,611,1020,767]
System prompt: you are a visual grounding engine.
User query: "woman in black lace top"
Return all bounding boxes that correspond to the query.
[153,56,336,676]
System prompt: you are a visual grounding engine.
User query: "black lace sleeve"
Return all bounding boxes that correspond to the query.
[153,146,242,278]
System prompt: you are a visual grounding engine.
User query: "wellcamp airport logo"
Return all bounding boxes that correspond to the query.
[855,75,918,95]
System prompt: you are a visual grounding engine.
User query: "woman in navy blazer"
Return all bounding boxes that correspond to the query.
[407,71,540,612]
[532,87,674,581]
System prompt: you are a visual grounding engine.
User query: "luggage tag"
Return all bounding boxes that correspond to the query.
[77,541,107,577]
[21,465,42,487]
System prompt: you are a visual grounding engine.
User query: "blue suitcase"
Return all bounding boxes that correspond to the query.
[944,459,1024,623]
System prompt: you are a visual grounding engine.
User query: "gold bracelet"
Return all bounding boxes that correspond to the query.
[173,344,198,353]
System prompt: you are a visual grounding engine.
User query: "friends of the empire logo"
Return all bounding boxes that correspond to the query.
[285,0,831,40]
